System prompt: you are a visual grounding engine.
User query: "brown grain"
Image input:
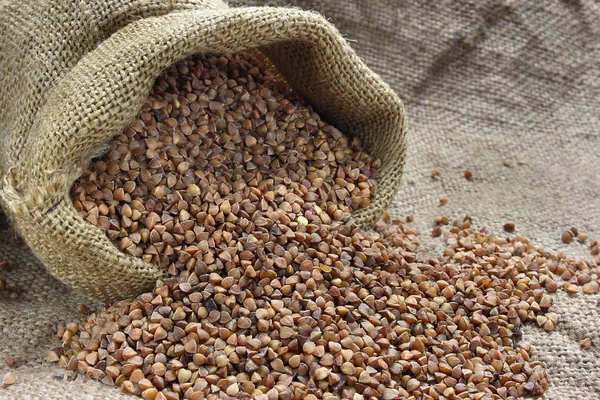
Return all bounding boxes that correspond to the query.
[580,338,592,350]
[57,52,571,400]
[4,356,16,368]
[562,230,573,244]
[2,372,15,387]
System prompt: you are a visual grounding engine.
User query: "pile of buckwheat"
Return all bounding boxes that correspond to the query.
[52,52,600,400]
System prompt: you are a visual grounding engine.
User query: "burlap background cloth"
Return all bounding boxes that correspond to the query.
[1,0,598,399]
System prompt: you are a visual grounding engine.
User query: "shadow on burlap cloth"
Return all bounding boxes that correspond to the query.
[1,0,599,399]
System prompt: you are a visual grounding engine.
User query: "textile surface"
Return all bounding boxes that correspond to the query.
[1,0,599,399]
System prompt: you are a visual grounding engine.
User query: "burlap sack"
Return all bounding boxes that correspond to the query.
[0,0,406,303]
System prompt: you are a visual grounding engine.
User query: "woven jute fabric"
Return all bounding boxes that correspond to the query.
[0,0,406,303]
[1,0,599,399]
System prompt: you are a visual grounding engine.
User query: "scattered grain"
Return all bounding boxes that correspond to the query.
[562,230,573,244]
[2,372,15,387]
[504,222,515,232]
[5,357,16,368]
[580,338,592,350]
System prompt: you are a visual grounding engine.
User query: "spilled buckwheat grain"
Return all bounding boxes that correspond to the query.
[54,211,564,400]
[2,371,15,387]
[55,51,600,400]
